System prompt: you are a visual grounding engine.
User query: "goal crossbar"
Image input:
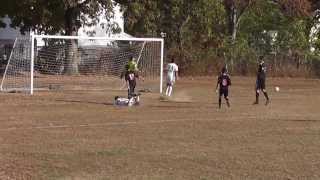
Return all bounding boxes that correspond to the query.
[32,34,164,42]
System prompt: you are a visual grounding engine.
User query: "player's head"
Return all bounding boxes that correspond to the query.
[114,96,119,101]
[259,56,264,65]
[221,66,227,74]
[171,57,175,63]
[259,55,264,60]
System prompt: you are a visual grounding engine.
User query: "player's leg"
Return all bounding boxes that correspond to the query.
[254,89,260,104]
[168,80,176,97]
[168,85,173,96]
[128,81,135,99]
[254,80,261,104]
[128,84,135,106]
[224,90,230,107]
[165,82,171,96]
[167,80,174,97]
[218,89,223,108]
[166,76,174,96]
[165,84,169,96]
[263,90,269,105]
[261,80,269,105]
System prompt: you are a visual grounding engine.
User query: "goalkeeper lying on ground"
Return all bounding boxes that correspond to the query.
[114,93,140,106]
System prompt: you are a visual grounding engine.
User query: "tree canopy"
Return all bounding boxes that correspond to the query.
[1,0,115,35]
[1,0,320,76]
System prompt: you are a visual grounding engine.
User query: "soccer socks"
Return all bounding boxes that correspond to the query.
[165,86,172,96]
[218,97,230,108]
[254,91,269,105]
[225,97,230,107]
[263,91,269,105]
[254,92,259,104]
[263,92,269,100]
[166,86,173,96]
[168,86,173,96]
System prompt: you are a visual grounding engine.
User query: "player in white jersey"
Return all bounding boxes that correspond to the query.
[165,58,179,96]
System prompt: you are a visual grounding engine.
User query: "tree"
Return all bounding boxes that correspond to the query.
[223,0,255,42]
[2,0,116,74]
[222,0,255,70]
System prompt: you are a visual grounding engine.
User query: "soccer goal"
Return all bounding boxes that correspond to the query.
[0,34,164,94]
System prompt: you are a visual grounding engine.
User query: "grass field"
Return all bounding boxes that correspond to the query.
[0,76,320,180]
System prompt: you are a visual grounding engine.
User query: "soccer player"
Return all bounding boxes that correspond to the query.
[114,94,140,106]
[120,56,139,99]
[215,66,231,109]
[165,57,179,96]
[253,58,270,105]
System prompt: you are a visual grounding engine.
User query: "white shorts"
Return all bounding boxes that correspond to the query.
[167,76,175,86]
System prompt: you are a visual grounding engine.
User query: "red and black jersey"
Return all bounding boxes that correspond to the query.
[257,63,267,81]
[218,73,231,89]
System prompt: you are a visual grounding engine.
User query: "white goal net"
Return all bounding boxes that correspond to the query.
[0,35,164,94]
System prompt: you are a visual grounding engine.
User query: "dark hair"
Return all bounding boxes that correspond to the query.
[221,66,227,73]
[171,57,175,63]
[114,96,119,100]
[259,56,264,60]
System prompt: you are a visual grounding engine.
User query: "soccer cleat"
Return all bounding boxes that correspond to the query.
[265,99,269,106]
[253,101,259,105]
[226,101,230,107]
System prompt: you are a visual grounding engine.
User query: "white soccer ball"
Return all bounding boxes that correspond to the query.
[275,86,280,92]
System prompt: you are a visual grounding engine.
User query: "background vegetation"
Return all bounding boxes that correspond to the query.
[1,0,320,77]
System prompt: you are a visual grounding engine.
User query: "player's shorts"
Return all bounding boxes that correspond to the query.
[256,79,266,90]
[167,76,175,86]
[219,88,229,98]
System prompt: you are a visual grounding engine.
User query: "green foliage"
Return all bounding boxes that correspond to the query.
[2,0,320,76]
[2,0,116,35]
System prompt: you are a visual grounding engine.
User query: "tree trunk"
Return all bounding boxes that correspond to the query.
[227,5,239,72]
[64,7,80,75]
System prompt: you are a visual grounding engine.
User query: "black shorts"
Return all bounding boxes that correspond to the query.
[256,79,266,90]
[219,88,228,98]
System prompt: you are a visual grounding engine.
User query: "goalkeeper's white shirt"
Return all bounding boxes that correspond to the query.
[167,63,178,83]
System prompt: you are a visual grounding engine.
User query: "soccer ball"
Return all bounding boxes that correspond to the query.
[275,86,280,92]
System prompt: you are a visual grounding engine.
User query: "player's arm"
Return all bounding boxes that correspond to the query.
[174,69,179,81]
[215,76,220,92]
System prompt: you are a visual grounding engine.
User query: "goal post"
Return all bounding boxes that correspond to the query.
[1,34,164,94]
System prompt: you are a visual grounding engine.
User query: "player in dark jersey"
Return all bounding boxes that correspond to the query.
[253,59,270,105]
[120,56,139,99]
[215,67,231,109]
